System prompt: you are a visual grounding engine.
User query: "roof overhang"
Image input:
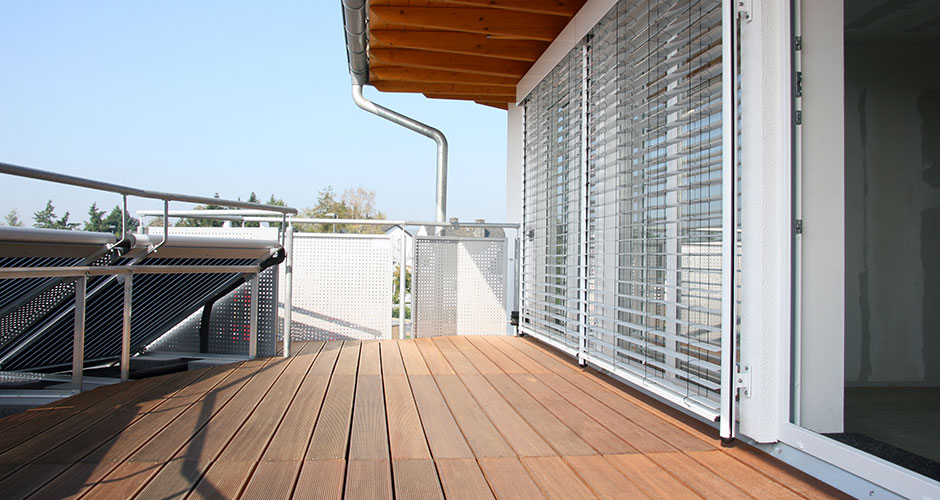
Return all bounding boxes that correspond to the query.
[343,0,588,109]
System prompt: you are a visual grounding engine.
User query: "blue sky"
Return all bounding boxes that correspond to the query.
[0,1,508,226]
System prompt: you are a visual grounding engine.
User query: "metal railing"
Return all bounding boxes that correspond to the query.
[137,211,519,355]
[0,162,294,391]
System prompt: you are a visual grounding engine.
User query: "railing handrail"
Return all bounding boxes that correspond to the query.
[135,210,520,229]
[0,161,298,215]
[0,264,262,279]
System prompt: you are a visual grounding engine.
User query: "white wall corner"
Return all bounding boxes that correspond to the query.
[737,0,792,443]
[506,103,523,223]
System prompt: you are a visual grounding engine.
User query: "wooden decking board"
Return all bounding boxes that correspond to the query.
[457,374,556,457]
[170,357,291,463]
[513,337,720,450]
[80,460,158,500]
[430,337,478,375]
[398,338,431,375]
[263,343,342,462]
[407,375,474,459]
[478,340,633,455]
[294,459,345,500]
[4,338,848,499]
[348,376,389,460]
[239,460,301,500]
[357,340,382,376]
[0,376,138,434]
[383,375,432,460]
[432,374,516,458]
[187,459,255,499]
[344,459,393,499]
[435,458,496,500]
[24,365,246,500]
[306,341,360,461]
[379,340,406,376]
[29,368,209,466]
[134,458,211,500]
[464,336,526,374]
[530,372,673,454]
[414,337,455,375]
[0,372,179,461]
[83,364,244,463]
[478,457,547,500]
[520,456,598,500]
[138,356,295,498]
[392,459,444,500]
[645,451,753,500]
[129,359,271,462]
[563,455,652,500]
[448,336,502,374]
[718,446,851,500]
[605,453,703,500]
[483,373,596,456]
[215,344,319,462]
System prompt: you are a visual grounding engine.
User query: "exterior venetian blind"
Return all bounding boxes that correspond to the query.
[520,49,584,355]
[521,0,727,419]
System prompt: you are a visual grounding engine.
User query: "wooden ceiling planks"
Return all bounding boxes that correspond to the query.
[365,0,587,109]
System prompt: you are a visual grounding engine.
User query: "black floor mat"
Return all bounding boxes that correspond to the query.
[825,432,940,482]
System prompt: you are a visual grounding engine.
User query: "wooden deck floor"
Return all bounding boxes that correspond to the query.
[0,336,849,500]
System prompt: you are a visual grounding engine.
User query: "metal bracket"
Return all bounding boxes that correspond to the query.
[795,219,803,234]
[736,364,752,398]
[736,0,752,22]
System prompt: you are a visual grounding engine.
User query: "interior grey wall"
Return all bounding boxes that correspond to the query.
[844,41,940,386]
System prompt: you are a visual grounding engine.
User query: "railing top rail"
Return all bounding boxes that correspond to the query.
[0,161,298,215]
[135,210,520,229]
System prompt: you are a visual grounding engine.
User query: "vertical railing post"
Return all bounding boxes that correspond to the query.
[72,275,87,392]
[121,273,133,382]
[282,221,293,357]
[399,227,407,339]
[249,273,259,358]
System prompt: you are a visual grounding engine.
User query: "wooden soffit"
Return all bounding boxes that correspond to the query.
[367,0,587,110]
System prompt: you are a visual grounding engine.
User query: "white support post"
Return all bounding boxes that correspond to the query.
[283,221,293,357]
[399,229,407,339]
[249,273,259,358]
[72,275,87,392]
[719,0,737,440]
[121,273,133,382]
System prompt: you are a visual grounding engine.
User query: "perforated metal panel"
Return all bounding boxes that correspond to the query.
[284,234,392,341]
[413,236,507,337]
[145,227,279,357]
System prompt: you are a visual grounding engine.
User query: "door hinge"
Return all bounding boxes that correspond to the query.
[795,110,802,125]
[736,364,752,398]
[795,219,803,234]
[794,36,802,51]
[736,0,752,22]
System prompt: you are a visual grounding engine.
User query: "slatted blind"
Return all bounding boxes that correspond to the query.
[520,48,584,354]
[522,0,726,418]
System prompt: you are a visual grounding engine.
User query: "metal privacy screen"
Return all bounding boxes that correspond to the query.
[413,236,508,337]
[284,233,392,341]
[520,0,729,420]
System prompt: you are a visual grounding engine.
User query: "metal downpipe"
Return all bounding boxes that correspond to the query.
[351,84,448,224]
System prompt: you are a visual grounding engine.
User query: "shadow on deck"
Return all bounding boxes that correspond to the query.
[0,336,849,499]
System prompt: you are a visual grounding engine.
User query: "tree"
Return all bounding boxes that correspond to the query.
[102,205,139,236]
[392,264,411,305]
[298,186,385,233]
[3,209,23,227]
[176,193,226,228]
[84,203,107,232]
[33,200,78,230]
